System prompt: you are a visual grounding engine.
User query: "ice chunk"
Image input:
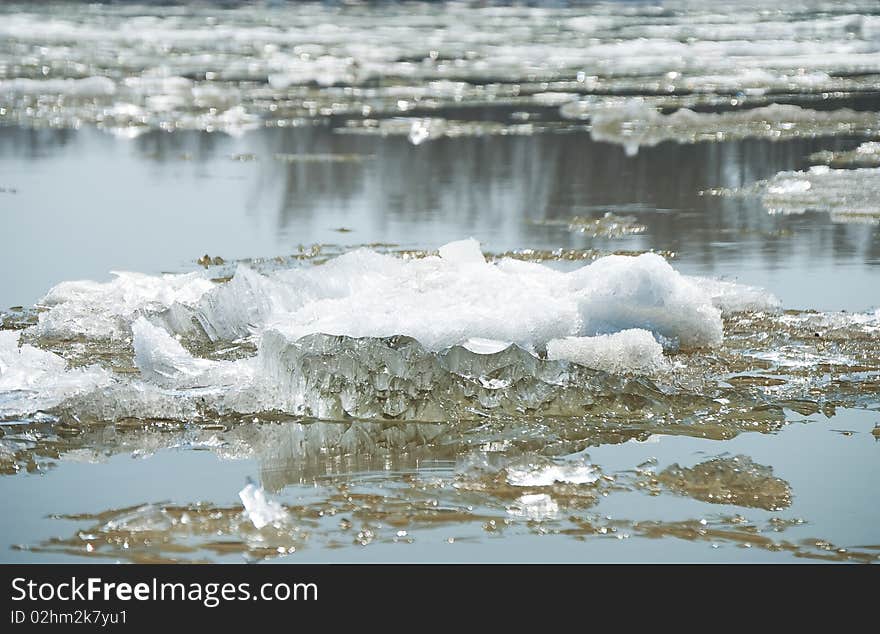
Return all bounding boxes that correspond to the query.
[265,247,721,350]
[768,178,811,196]
[32,244,729,354]
[567,253,723,348]
[12,242,786,422]
[238,479,286,529]
[812,142,880,169]
[0,331,110,417]
[188,265,294,342]
[36,271,214,341]
[408,118,446,145]
[133,317,221,387]
[438,238,485,266]
[546,330,665,374]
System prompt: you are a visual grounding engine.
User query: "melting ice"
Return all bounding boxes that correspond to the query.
[3,1,880,135]
[1,240,787,422]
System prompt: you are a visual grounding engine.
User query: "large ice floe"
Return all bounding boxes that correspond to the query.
[0,240,786,423]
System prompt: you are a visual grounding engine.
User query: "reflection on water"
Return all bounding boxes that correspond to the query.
[1,123,878,310]
[2,407,878,563]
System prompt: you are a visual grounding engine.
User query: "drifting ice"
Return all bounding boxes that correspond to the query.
[239,479,287,529]
[1,240,784,421]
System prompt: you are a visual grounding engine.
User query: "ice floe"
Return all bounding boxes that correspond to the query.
[761,165,880,219]
[35,272,213,341]
[586,102,880,155]
[3,2,880,134]
[0,241,799,422]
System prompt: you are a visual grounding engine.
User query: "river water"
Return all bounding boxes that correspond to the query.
[1,1,879,563]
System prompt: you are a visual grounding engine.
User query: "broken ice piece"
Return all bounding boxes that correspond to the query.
[239,478,286,529]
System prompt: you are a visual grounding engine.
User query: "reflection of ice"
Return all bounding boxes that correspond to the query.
[508,494,559,521]
[507,463,599,487]
[657,455,792,511]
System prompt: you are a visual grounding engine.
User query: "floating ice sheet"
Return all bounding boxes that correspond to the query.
[587,102,880,156]
[0,241,810,423]
[2,2,880,133]
[507,462,599,487]
[761,165,880,220]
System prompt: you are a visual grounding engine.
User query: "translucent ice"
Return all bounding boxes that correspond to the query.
[0,331,110,418]
[13,242,788,422]
[689,278,782,316]
[35,271,214,341]
[132,317,249,389]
